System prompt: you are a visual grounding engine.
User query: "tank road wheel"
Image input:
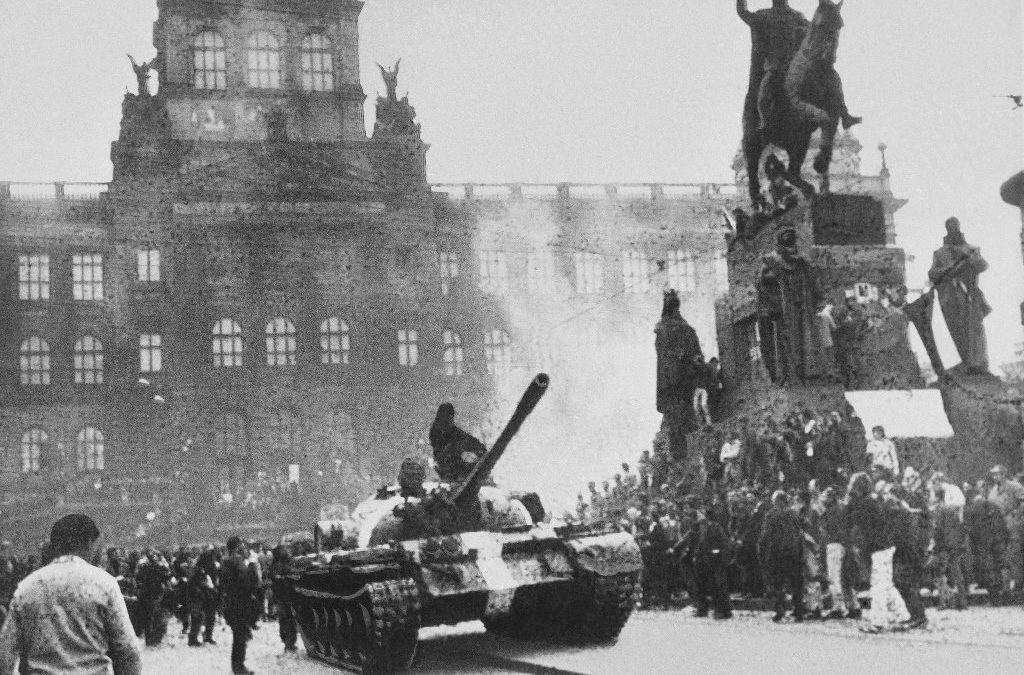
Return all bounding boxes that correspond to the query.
[560,571,640,644]
[357,578,421,675]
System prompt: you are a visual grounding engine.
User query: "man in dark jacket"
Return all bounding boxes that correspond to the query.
[270,546,298,652]
[885,485,927,628]
[135,549,171,646]
[758,490,804,621]
[188,547,220,647]
[820,487,858,619]
[679,502,733,619]
[964,486,1010,604]
[429,403,487,484]
[847,473,909,631]
[932,485,968,611]
[222,536,259,675]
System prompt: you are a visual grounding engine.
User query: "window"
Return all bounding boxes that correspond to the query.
[19,337,50,386]
[18,254,49,301]
[214,413,248,460]
[484,330,511,374]
[527,249,555,294]
[246,31,281,89]
[320,318,350,365]
[714,252,729,297]
[438,252,459,296]
[77,427,104,472]
[74,336,104,385]
[574,252,603,294]
[300,33,335,92]
[266,318,297,366]
[479,250,508,294]
[398,329,418,367]
[21,428,46,473]
[213,319,243,367]
[139,334,163,373]
[622,250,651,293]
[666,250,696,293]
[137,249,161,282]
[193,31,227,90]
[443,330,464,377]
[72,254,104,301]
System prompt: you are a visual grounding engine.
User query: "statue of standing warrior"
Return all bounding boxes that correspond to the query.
[128,54,152,97]
[927,217,991,374]
[756,228,820,384]
[655,290,704,460]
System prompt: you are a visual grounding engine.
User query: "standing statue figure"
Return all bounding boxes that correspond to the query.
[128,54,152,97]
[738,0,861,210]
[655,290,705,460]
[756,228,820,384]
[378,59,401,101]
[927,217,991,374]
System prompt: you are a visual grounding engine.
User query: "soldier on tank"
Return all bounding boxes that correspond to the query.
[429,403,487,484]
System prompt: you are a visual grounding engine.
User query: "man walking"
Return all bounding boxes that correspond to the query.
[758,490,804,622]
[222,536,259,675]
[987,465,1024,592]
[0,514,142,675]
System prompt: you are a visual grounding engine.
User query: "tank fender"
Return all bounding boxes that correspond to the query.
[565,532,643,577]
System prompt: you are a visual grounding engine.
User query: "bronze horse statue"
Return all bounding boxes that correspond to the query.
[742,0,858,210]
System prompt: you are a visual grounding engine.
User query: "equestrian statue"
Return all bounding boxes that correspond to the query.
[738,0,861,211]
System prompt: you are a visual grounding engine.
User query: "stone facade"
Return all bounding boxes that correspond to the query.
[0,0,905,548]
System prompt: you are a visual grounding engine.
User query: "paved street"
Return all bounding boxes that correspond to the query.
[141,607,1024,674]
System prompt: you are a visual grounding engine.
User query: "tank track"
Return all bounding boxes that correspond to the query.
[575,570,641,642]
[484,571,640,644]
[295,576,420,674]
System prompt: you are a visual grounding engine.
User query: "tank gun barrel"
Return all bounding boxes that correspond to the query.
[451,373,550,507]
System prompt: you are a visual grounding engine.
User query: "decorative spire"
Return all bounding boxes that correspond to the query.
[878,142,889,175]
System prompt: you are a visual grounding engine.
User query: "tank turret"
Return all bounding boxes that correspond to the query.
[369,373,550,544]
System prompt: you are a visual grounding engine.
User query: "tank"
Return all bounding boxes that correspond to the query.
[283,374,643,674]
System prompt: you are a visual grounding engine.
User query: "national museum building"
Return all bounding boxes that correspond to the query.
[0,0,901,545]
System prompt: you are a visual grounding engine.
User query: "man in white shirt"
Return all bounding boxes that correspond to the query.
[0,514,141,675]
[865,425,899,479]
[720,432,743,484]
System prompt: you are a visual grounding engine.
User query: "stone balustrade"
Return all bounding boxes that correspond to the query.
[0,181,743,203]
[431,182,739,202]
[0,182,109,201]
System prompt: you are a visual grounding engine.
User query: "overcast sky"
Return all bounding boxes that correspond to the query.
[0,0,1021,364]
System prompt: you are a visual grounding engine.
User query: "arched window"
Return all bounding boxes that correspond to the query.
[77,427,104,472]
[320,318,350,365]
[193,31,227,90]
[213,319,243,367]
[246,31,281,89]
[19,337,50,386]
[443,330,464,377]
[74,336,104,385]
[265,318,296,366]
[484,330,511,374]
[20,428,46,473]
[300,33,335,91]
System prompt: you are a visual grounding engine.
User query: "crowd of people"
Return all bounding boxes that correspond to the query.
[572,415,1024,632]
[0,524,311,675]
